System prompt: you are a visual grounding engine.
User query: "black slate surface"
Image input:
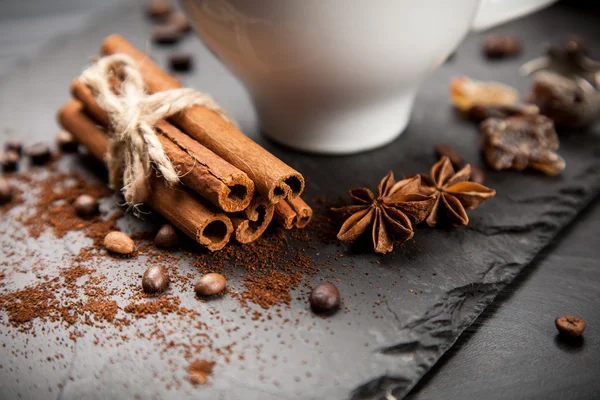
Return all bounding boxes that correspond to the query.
[1,1,599,399]
[407,196,600,399]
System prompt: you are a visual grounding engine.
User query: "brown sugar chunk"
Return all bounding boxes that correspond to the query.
[528,71,600,127]
[481,114,565,176]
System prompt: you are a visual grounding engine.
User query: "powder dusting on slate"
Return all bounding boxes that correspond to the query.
[0,159,355,390]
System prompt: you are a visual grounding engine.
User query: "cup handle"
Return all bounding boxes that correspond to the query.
[471,0,558,31]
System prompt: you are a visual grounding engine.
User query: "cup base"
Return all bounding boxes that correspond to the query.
[257,91,416,155]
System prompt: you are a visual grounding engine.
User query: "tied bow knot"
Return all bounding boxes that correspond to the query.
[79,53,236,210]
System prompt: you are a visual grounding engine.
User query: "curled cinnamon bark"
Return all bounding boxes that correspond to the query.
[100,34,304,204]
[274,201,296,229]
[274,197,312,229]
[230,197,275,244]
[70,79,254,213]
[58,100,233,251]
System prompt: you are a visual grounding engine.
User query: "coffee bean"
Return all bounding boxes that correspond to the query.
[146,0,173,21]
[0,151,19,171]
[4,140,22,155]
[104,231,135,254]
[556,315,586,337]
[152,25,181,45]
[435,144,464,169]
[142,265,170,294]
[470,165,485,185]
[56,130,78,152]
[25,143,51,165]
[169,12,191,34]
[484,35,521,58]
[0,177,12,204]
[309,282,340,313]
[169,52,193,72]
[194,273,226,296]
[74,194,99,218]
[155,224,178,249]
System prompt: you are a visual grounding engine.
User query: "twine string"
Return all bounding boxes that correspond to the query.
[79,53,236,211]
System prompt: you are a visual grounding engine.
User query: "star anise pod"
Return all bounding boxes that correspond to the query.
[420,157,496,227]
[333,172,435,254]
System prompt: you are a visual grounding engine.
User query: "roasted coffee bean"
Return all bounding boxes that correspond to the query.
[155,224,178,249]
[0,151,19,171]
[309,282,340,313]
[470,165,485,185]
[56,130,78,152]
[146,0,173,20]
[555,315,586,337]
[4,140,22,155]
[152,25,181,45]
[0,177,12,204]
[484,35,521,58]
[104,231,135,254]
[169,52,193,72]
[25,143,51,165]
[194,273,226,297]
[435,144,464,169]
[169,12,191,33]
[74,194,99,218]
[142,265,170,294]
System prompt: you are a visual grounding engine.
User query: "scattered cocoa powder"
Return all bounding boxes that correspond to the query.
[241,270,302,309]
[0,150,343,391]
[14,170,116,240]
[187,359,215,385]
[0,183,23,215]
[0,265,121,330]
[124,295,181,318]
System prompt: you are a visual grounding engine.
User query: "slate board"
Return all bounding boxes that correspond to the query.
[0,1,599,399]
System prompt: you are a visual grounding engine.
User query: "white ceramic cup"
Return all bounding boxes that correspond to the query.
[181,0,557,154]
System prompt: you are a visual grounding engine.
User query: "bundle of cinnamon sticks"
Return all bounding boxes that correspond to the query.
[58,34,312,251]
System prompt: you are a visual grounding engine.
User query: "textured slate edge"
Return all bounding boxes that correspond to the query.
[349,164,600,400]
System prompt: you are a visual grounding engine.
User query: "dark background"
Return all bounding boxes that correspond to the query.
[0,1,599,399]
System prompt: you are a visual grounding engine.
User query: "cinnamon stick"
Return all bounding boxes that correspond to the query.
[100,34,305,204]
[58,100,233,251]
[230,197,275,244]
[274,201,296,230]
[290,197,313,228]
[274,197,312,229]
[70,79,254,213]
